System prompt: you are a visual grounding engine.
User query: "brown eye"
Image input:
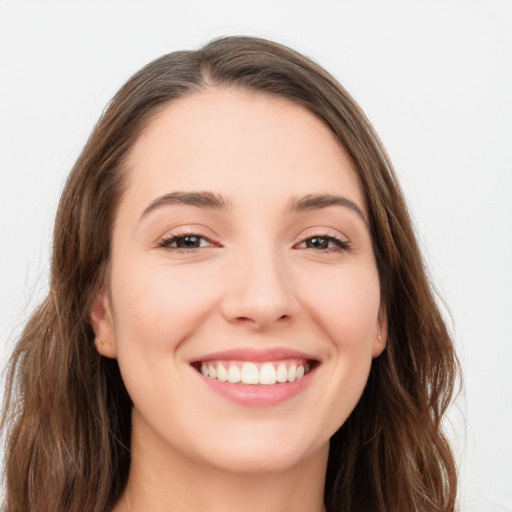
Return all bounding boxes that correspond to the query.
[305,237,330,249]
[158,234,213,250]
[175,235,202,248]
[297,235,350,252]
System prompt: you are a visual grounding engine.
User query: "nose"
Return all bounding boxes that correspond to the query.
[221,245,298,330]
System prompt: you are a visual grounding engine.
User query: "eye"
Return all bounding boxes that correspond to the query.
[296,235,350,252]
[158,234,215,251]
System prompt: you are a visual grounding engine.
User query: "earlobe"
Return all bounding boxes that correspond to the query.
[372,306,388,358]
[90,291,117,358]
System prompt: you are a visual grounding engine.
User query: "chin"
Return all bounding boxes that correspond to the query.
[196,428,327,475]
[206,449,313,475]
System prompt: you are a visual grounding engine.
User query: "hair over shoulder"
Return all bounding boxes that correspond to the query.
[1,36,460,512]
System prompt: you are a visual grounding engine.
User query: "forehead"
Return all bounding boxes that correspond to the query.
[123,87,365,213]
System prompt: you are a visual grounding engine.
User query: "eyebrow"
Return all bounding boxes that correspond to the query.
[287,193,367,224]
[140,191,231,220]
[139,190,367,224]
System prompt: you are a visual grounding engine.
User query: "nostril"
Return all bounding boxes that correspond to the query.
[234,316,254,324]
[234,313,291,329]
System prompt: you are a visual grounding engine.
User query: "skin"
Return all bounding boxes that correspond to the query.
[91,87,387,512]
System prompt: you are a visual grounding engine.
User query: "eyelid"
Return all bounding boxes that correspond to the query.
[293,227,349,243]
[292,228,352,253]
[155,228,222,251]
[154,226,351,253]
[297,235,350,250]
[159,235,213,248]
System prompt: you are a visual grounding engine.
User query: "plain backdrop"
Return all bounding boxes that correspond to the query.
[1,1,511,510]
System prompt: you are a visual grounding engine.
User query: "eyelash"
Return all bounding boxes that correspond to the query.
[295,234,350,253]
[157,232,350,254]
[157,233,217,252]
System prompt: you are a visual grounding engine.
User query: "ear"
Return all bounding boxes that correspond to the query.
[372,305,387,358]
[90,290,117,358]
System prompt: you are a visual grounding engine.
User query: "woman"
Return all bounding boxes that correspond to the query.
[1,36,459,512]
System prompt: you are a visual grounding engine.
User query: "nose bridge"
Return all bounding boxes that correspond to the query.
[222,235,296,328]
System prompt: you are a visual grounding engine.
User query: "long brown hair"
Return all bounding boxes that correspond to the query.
[1,36,459,512]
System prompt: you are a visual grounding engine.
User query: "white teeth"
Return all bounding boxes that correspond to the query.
[217,363,228,382]
[199,360,313,385]
[260,363,277,385]
[208,364,217,379]
[227,365,241,383]
[276,363,288,383]
[241,362,259,384]
[287,364,297,382]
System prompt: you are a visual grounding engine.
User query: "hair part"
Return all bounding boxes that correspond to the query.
[1,36,459,512]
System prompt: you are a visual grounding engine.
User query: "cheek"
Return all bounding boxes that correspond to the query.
[299,268,380,433]
[109,260,220,354]
[300,265,381,347]
[108,262,218,415]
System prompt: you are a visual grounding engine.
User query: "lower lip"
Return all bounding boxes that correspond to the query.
[196,368,316,407]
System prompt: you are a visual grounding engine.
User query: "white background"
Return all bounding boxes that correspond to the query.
[1,1,511,510]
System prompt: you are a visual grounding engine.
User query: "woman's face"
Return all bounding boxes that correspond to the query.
[93,87,386,474]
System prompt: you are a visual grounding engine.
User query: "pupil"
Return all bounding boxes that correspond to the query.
[309,237,327,249]
[179,236,199,248]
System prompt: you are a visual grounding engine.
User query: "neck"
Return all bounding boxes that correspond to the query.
[113,418,328,512]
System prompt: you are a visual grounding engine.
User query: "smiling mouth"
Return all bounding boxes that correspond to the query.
[192,359,317,386]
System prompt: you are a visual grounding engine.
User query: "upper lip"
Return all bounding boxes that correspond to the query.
[190,347,320,364]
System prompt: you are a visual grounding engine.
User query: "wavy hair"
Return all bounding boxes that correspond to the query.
[1,36,459,511]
